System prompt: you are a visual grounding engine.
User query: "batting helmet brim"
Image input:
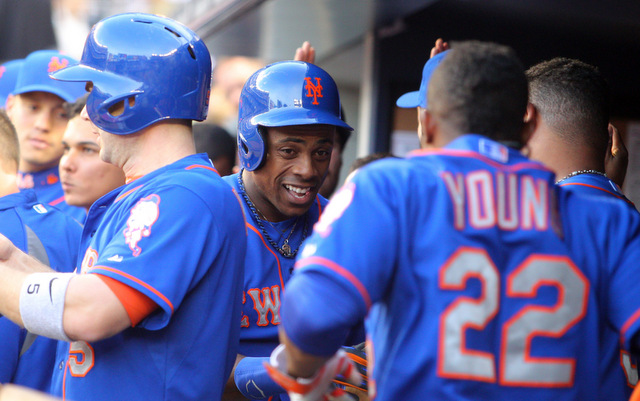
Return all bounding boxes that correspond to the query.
[251,107,353,131]
[50,64,141,97]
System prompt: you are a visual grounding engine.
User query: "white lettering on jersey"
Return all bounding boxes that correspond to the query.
[81,248,98,274]
[442,171,548,231]
[247,286,281,326]
[442,172,465,230]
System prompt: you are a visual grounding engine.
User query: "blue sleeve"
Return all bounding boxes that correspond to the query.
[297,169,402,306]
[606,211,640,350]
[282,270,368,357]
[0,209,27,381]
[87,186,224,330]
[0,318,21,381]
[234,357,284,399]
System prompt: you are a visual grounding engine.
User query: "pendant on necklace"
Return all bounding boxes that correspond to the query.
[281,241,292,257]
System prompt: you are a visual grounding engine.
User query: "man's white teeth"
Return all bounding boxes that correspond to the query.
[285,185,309,195]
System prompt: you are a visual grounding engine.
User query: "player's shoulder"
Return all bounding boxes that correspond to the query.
[121,160,242,222]
[351,154,439,194]
[221,172,240,190]
[13,190,83,232]
[147,156,237,198]
[560,186,640,238]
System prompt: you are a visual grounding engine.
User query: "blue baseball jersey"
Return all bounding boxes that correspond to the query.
[17,166,87,223]
[559,172,639,399]
[558,172,635,209]
[283,135,640,400]
[50,154,246,400]
[223,172,328,358]
[0,189,81,392]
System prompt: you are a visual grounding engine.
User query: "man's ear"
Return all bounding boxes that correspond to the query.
[5,94,15,115]
[419,107,436,149]
[521,103,539,149]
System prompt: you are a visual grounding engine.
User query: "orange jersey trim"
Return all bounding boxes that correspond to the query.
[186,164,220,175]
[316,195,324,217]
[96,274,158,327]
[409,148,550,173]
[89,265,174,313]
[621,308,640,346]
[49,195,65,206]
[247,224,286,289]
[115,184,143,203]
[559,182,635,206]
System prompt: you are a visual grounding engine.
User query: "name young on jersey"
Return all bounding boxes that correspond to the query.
[442,171,549,231]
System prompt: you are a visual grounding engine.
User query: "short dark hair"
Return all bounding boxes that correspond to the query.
[526,57,609,154]
[428,41,528,144]
[64,93,89,120]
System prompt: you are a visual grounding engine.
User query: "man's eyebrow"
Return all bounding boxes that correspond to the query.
[275,137,334,145]
[275,137,305,144]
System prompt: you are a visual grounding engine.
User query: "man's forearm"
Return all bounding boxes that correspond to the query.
[278,329,329,378]
[0,265,28,326]
[0,247,59,326]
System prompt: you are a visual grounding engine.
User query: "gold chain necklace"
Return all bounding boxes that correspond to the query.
[555,169,607,184]
[237,172,308,258]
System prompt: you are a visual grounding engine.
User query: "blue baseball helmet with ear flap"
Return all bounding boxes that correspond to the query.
[237,61,353,171]
[50,13,212,135]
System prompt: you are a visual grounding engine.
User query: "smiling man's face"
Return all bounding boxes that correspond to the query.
[244,124,335,222]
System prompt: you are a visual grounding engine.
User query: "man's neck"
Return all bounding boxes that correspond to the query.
[18,161,57,174]
[120,123,196,180]
[0,171,20,197]
[541,139,604,180]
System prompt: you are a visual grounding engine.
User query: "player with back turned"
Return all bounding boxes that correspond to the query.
[263,41,640,400]
[0,13,246,401]
[523,56,638,400]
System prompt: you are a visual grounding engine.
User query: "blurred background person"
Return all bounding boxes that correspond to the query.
[193,122,237,177]
[208,56,265,134]
[319,115,352,198]
[5,49,86,222]
[0,108,81,394]
[58,94,125,212]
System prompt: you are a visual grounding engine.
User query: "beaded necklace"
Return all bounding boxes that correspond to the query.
[237,171,308,258]
[555,169,607,184]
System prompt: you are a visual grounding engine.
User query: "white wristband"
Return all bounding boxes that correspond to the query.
[19,272,75,342]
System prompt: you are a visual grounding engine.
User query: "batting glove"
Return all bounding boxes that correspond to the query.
[264,344,361,401]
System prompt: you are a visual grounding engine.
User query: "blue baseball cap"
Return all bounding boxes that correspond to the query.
[0,59,24,107]
[396,50,450,109]
[13,50,86,103]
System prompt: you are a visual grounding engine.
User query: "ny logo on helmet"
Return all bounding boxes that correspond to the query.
[48,57,69,73]
[0,66,5,79]
[304,77,323,105]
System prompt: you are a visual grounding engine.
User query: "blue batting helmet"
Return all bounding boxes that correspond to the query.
[51,13,212,135]
[237,61,353,171]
